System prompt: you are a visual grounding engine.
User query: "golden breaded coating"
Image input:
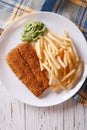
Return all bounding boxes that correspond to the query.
[17,43,49,90]
[6,43,49,97]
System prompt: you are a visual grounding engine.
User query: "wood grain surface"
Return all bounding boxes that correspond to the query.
[0,81,87,130]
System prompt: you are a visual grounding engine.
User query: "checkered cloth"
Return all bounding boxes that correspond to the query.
[0,0,87,105]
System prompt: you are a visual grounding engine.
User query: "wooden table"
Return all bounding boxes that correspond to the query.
[0,81,87,130]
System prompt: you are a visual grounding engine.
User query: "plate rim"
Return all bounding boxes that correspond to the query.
[1,11,87,41]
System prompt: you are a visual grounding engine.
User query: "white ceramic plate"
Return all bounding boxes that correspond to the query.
[0,12,87,107]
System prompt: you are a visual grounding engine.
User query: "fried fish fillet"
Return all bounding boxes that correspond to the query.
[6,43,49,97]
[17,43,48,89]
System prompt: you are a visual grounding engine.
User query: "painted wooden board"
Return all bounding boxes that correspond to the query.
[0,81,87,130]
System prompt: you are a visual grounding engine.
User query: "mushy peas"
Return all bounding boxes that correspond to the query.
[21,21,47,42]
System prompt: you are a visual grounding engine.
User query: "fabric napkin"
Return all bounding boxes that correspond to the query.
[0,0,87,105]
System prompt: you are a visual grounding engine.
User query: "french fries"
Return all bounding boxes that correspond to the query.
[33,30,83,91]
